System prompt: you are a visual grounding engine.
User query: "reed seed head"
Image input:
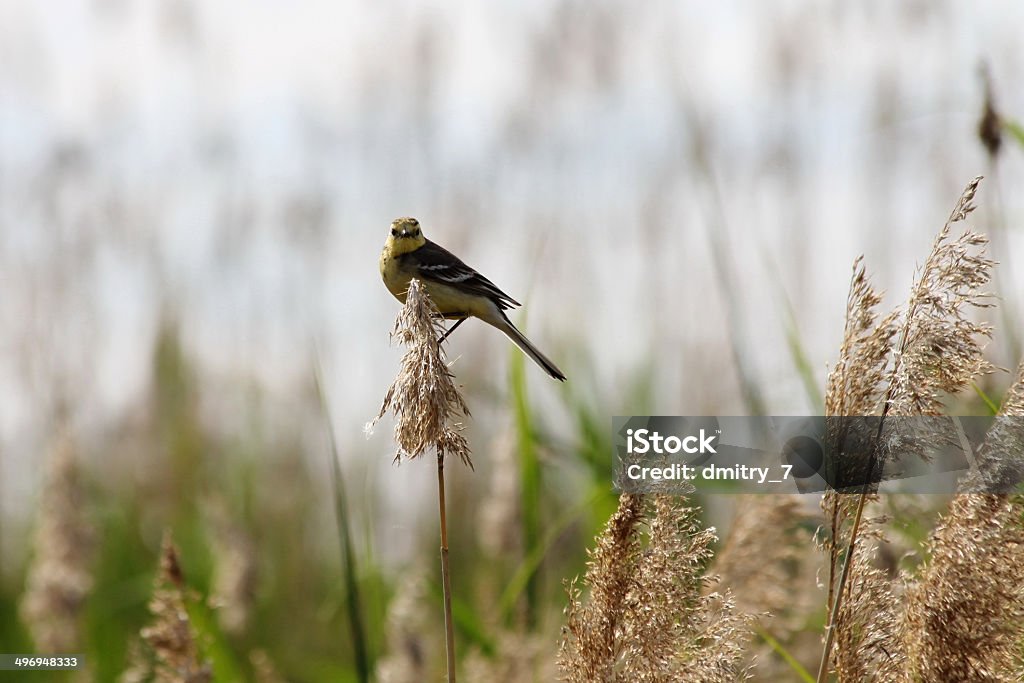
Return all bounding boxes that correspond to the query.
[371,279,472,467]
[139,532,212,683]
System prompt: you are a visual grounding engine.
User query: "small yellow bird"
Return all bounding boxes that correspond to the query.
[380,217,566,381]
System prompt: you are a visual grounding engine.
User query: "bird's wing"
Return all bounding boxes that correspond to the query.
[408,239,521,310]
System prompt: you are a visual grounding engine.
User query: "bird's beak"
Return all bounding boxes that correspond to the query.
[399,229,409,237]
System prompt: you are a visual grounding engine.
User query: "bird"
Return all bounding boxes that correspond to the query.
[379,217,566,381]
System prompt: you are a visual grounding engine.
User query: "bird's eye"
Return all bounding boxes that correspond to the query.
[391,228,399,237]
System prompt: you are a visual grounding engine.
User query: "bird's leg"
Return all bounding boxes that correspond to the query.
[437,318,465,344]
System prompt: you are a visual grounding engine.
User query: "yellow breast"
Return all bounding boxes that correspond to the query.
[379,248,412,303]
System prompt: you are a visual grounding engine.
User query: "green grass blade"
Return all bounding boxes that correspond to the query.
[1004,118,1024,149]
[510,346,542,628]
[445,590,497,658]
[757,626,815,683]
[973,382,1000,415]
[763,251,824,413]
[186,595,247,682]
[313,350,371,683]
[498,487,604,621]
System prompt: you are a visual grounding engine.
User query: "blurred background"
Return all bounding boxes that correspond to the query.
[1,1,1023,680]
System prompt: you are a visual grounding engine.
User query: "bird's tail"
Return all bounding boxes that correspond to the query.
[492,311,566,381]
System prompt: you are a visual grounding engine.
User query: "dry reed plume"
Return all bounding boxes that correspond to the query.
[477,427,522,560]
[20,430,95,656]
[372,278,474,682]
[371,278,472,468]
[559,494,753,682]
[131,532,212,683]
[712,495,822,681]
[825,256,900,419]
[887,176,994,417]
[818,252,903,680]
[375,571,433,683]
[712,494,812,622]
[899,360,1024,682]
[205,498,258,637]
[817,176,1024,682]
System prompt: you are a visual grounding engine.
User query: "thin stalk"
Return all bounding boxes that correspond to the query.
[437,452,456,683]
[815,489,869,683]
[816,416,886,683]
[823,497,840,633]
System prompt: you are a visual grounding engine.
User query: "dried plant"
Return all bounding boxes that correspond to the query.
[463,631,553,683]
[830,518,904,681]
[818,261,901,681]
[713,495,812,623]
[372,278,474,682]
[559,493,644,680]
[889,176,993,417]
[825,257,900,418]
[20,430,95,655]
[898,361,1024,683]
[818,177,996,681]
[375,571,434,683]
[204,498,257,636]
[137,532,212,683]
[559,494,753,682]
[370,278,472,468]
[477,426,521,559]
[960,362,1024,493]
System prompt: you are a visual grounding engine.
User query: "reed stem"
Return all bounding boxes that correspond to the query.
[437,451,456,683]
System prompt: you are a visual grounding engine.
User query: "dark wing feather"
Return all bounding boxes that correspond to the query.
[406,239,520,310]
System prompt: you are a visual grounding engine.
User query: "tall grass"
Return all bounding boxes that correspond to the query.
[556,177,1024,683]
[5,177,1024,681]
[314,352,370,683]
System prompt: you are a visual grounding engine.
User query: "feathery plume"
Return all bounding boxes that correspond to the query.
[20,431,95,654]
[825,257,899,417]
[372,278,474,682]
[139,532,212,683]
[899,362,1024,683]
[830,519,904,681]
[477,427,521,559]
[559,494,645,681]
[205,499,257,637]
[559,495,753,681]
[815,178,999,683]
[371,278,472,467]
[375,572,434,683]
[819,261,900,679]
[713,495,812,622]
[889,176,993,417]
[625,496,752,682]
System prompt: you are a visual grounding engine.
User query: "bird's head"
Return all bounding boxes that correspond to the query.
[390,217,423,239]
[387,217,425,254]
